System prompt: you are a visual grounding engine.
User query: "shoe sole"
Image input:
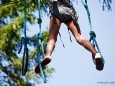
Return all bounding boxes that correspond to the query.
[34,57,51,73]
[95,58,104,71]
[35,65,40,73]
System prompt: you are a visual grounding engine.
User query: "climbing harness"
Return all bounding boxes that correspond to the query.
[36,0,46,83]
[18,0,29,76]
[81,0,105,64]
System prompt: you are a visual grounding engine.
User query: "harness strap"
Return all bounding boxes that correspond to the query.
[59,32,65,48]
[68,29,72,42]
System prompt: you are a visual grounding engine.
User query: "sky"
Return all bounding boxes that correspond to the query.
[27,0,115,86]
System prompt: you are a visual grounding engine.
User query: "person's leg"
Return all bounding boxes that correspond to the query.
[35,16,61,73]
[66,20,97,55]
[66,20,104,70]
[41,16,61,66]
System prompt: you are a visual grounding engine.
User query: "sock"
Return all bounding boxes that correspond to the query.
[95,53,101,59]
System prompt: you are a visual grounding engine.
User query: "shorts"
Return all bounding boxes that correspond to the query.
[49,2,78,24]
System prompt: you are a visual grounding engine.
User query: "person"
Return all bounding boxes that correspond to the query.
[35,0,104,73]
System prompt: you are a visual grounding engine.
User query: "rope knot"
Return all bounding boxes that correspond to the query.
[38,18,42,24]
[89,31,96,41]
[37,33,44,41]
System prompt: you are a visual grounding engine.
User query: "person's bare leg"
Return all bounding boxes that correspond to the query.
[66,20,97,55]
[42,16,61,66]
[35,16,61,73]
[66,20,104,70]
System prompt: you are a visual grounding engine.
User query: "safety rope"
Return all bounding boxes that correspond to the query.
[59,32,65,48]
[18,0,29,76]
[81,0,105,64]
[24,0,27,38]
[36,0,46,83]
[68,29,72,42]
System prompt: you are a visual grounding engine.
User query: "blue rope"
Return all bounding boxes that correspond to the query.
[36,0,46,83]
[81,0,93,31]
[18,0,29,76]
[81,0,105,64]
[37,0,42,32]
[24,0,27,38]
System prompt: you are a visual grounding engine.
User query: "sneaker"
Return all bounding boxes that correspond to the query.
[34,56,51,73]
[95,53,104,71]
[34,64,41,73]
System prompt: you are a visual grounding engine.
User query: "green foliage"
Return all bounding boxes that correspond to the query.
[43,31,49,43]
[0,0,53,85]
[0,0,112,85]
[0,17,23,59]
